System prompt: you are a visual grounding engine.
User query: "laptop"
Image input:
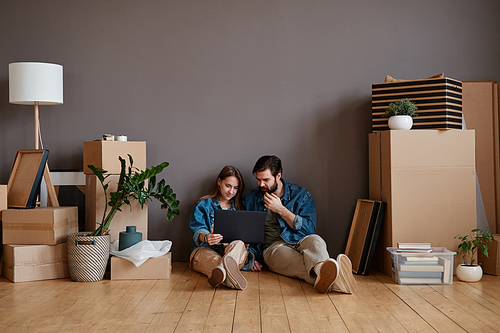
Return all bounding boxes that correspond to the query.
[214,210,266,243]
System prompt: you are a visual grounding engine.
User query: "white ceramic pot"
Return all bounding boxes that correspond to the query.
[388,115,413,130]
[456,264,483,282]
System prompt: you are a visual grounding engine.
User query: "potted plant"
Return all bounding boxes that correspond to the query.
[454,228,494,282]
[67,154,180,282]
[384,98,418,130]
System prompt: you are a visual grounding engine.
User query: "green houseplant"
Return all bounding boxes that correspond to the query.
[454,228,494,282]
[384,98,418,130]
[384,98,418,117]
[88,154,180,236]
[67,154,180,282]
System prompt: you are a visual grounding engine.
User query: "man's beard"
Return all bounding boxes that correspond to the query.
[259,177,278,194]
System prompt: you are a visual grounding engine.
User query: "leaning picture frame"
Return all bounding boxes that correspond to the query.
[345,199,386,276]
[7,149,49,209]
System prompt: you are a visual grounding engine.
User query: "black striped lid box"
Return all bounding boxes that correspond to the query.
[372,77,462,131]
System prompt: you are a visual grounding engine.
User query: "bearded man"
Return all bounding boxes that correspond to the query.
[245,155,357,294]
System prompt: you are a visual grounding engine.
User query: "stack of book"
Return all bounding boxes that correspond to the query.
[395,243,452,284]
[388,246,455,285]
[397,242,433,253]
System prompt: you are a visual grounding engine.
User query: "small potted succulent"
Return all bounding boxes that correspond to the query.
[454,228,494,282]
[384,98,418,130]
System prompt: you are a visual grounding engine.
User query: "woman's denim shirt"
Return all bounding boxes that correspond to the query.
[189,198,255,270]
[244,179,317,245]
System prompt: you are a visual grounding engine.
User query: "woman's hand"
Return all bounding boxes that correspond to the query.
[206,232,223,245]
[252,260,263,272]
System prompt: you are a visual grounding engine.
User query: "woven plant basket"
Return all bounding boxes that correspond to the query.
[67,232,110,282]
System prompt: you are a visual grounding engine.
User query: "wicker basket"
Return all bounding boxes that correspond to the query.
[67,232,110,282]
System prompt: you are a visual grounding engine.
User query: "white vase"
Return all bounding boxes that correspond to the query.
[456,264,483,282]
[388,115,413,130]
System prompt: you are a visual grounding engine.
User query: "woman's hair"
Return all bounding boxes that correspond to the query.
[198,165,245,210]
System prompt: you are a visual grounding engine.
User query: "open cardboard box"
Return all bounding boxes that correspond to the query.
[110,252,171,280]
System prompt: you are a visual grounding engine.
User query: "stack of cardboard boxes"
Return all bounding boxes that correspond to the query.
[369,76,477,276]
[83,140,171,280]
[1,196,78,282]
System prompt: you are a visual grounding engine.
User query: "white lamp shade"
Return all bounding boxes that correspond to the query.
[9,62,63,105]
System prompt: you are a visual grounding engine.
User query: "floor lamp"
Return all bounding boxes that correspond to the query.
[9,62,63,149]
[9,62,63,206]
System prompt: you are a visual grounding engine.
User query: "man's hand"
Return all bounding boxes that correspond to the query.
[264,192,296,228]
[264,192,284,213]
[252,260,263,272]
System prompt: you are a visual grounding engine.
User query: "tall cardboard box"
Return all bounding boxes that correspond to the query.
[0,185,7,262]
[110,252,171,280]
[462,81,500,233]
[2,207,78,245]
[2,243,69,282]
[479,233,500,275]
[83,141,146,175]
[0,185,7,220]
[86,174,147,242]
[369,130,476,276]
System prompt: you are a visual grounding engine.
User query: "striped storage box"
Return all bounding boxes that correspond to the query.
[372,77,463,131]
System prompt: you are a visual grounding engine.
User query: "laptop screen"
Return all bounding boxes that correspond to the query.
[213,210,266,243]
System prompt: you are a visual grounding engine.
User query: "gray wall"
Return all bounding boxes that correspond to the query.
[1,1,500,261]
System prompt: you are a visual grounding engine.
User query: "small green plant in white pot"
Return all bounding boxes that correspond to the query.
[384,98,418,130]
[454,228,494,282]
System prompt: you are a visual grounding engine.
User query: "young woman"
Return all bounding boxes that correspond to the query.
[189,165,261,290]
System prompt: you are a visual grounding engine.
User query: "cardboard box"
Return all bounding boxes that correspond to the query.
[0,185,7,220]
[462,81,500,233]
[110,252,171,280]
[83,140,146,175]
[86,174,147,243]
[2,243,69,282]
[0,185,6,262]
[372,77,463,131]
[369,130,476,276]
[2,207,78,245]
[480,233,500,275]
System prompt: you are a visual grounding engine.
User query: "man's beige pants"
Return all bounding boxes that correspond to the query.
[263,234,329,285]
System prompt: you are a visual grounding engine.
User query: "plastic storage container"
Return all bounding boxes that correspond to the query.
[386,247,456,285]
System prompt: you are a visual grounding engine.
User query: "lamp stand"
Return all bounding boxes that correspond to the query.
[34,103,40,149]
[33,103,59,207]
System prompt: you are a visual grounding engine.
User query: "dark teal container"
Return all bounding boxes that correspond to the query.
[119,226,143,251]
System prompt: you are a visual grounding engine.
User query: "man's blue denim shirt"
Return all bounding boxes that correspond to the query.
[189,198,256,271]
[244,179,317,245]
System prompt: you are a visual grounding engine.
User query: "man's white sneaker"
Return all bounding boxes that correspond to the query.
[314,259,339,293]
[335,254,357,294]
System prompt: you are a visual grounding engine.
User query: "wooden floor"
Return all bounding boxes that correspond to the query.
[1,263,500,332]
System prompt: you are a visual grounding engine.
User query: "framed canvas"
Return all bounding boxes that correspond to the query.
[7,149,49,209]
[345,199,386,276]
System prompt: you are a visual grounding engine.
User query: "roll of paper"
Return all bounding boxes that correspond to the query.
[116,135,127,141]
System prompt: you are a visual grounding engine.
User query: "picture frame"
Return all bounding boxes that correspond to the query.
[345,199,386,275]
[7,149,49,209]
